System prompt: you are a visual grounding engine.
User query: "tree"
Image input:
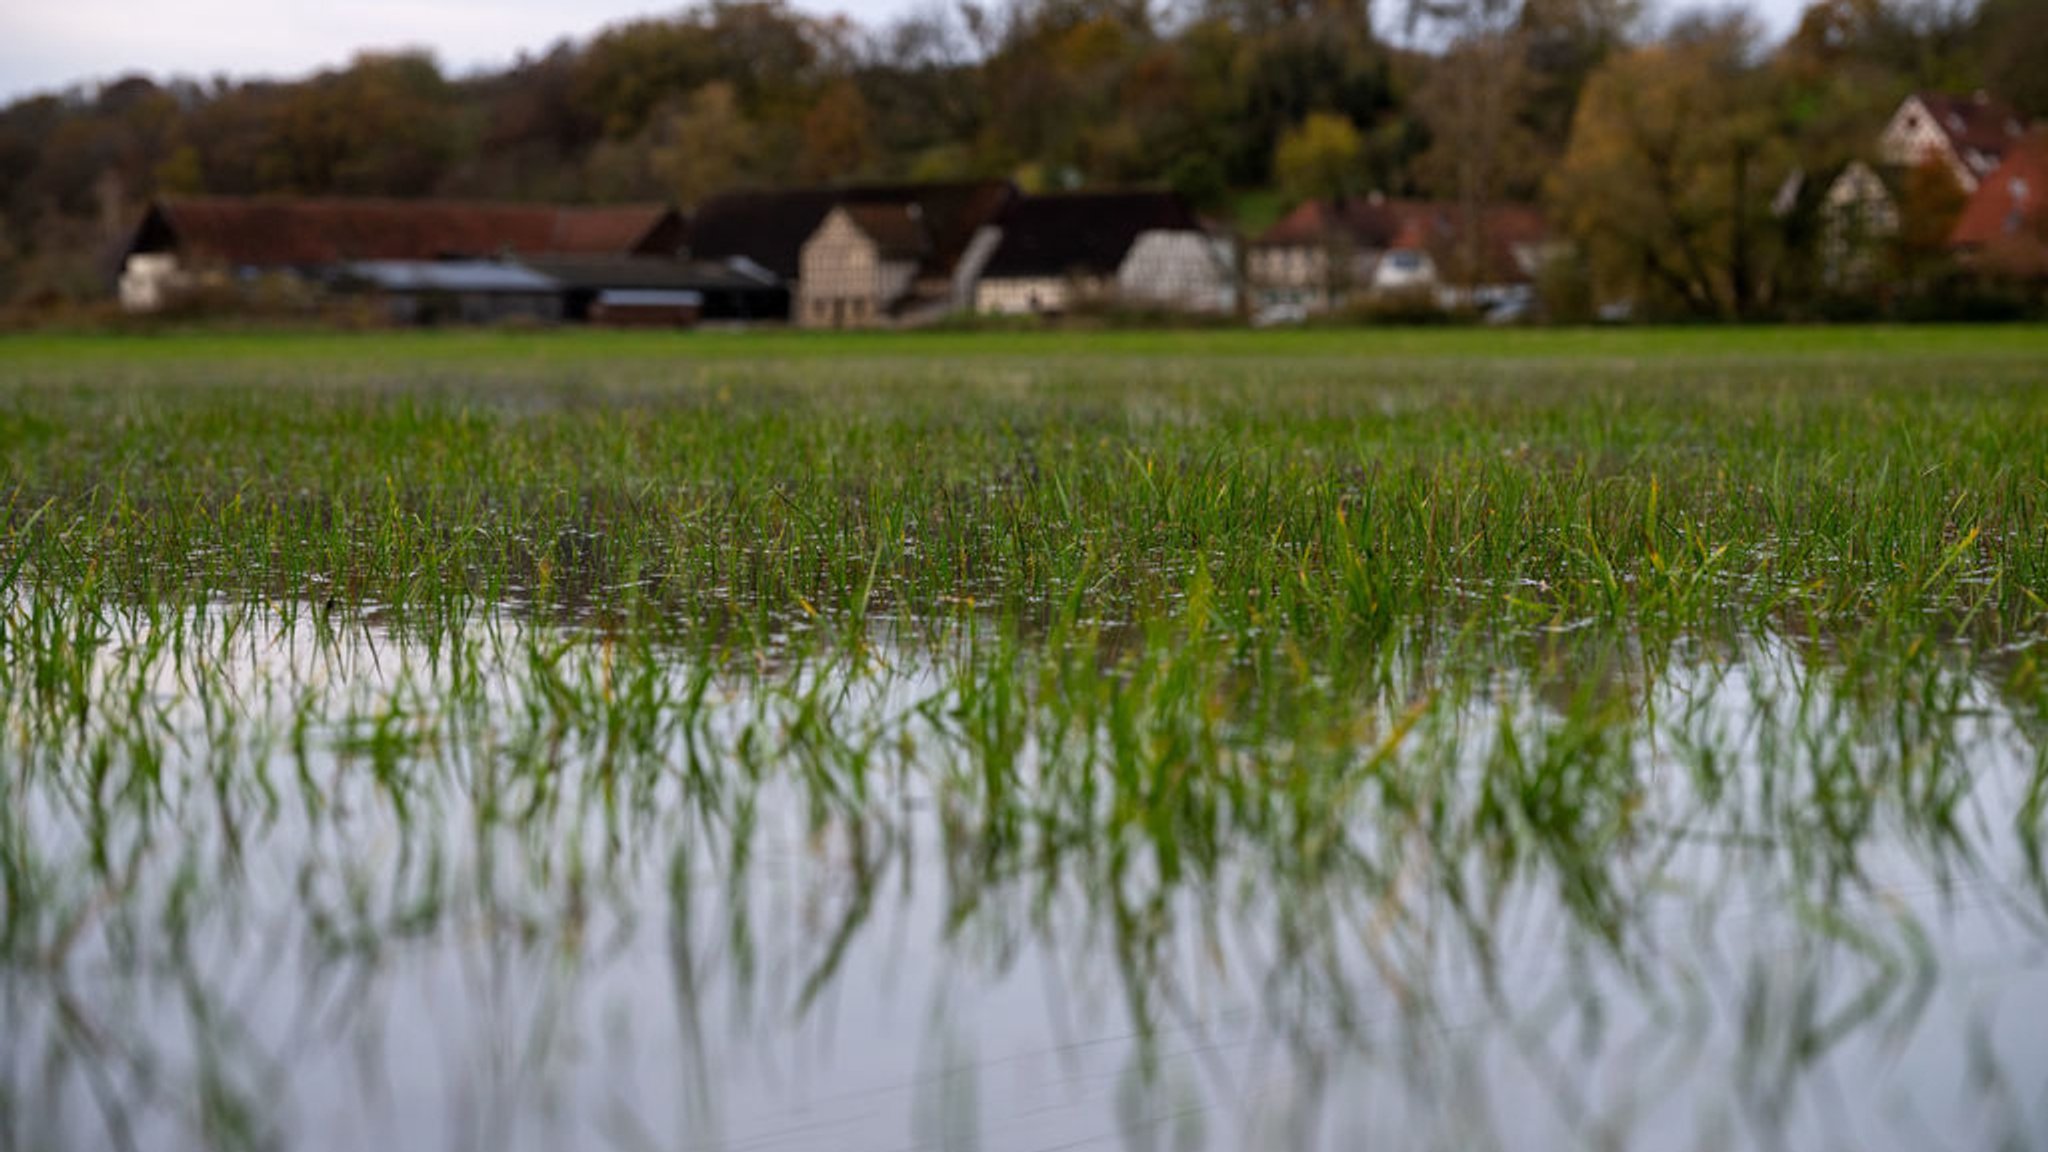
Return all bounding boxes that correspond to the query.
[1410,0,1544,291]
[1895,155,1968,279]
[265,52,457,195]
[1551,17,1793,318]
[800,79,875,181]
[1975,0,2048,119]
[1274,112,1365,205]
[1516,0,1641,152]
[647,82,761,206]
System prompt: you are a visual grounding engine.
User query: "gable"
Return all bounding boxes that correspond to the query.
[801,209,880,268]
[1881,96,1958,169]
[1882,92,2027,189]
[693,181,1011,283]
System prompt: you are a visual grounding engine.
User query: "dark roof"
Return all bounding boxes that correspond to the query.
[979,191,1202,279]
[840,204,930,261]
[1951,131,2047,251]
[127,198,683,266]
[688,181,1013,281]
[518,255,780,292]
[1914,92,2028,176]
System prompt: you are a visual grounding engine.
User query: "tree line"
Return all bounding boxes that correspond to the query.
[1,0,2042,319]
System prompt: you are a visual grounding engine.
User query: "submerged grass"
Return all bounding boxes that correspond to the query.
[2,333,2046,652]
[2,329,2048,1150]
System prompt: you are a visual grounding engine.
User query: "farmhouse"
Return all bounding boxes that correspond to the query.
[971,191,1232,316]
[1879,91,2028,195]
[687,181,1014,326]
[1949,131,2048,277]
[1812,162,1904,287]
[1251,197,1403,312]
[1252,197,1553,314]
[117,197,685,313]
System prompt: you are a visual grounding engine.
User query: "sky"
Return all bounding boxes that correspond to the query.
[1,0,1817,106]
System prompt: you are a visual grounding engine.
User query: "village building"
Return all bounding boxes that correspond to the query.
[1949,131,2048,278]
[1879,91,2028,195]
[798,204,929,328]
[1815,162,1903,286]
[117,197,686,314]
[971,191,1232,316]
[518,255,785,325]
[1770,91,2033,291]
[337,260,566,326]
[687,181,1014,327]
[1251,197,1552,315]
[1249,198,1395,313]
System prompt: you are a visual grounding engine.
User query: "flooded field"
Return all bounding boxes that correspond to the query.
[3,331,2047,1150]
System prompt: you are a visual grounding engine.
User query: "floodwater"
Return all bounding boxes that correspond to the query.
[3,603,2046,1151]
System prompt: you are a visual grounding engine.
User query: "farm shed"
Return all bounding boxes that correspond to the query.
[689,181,1013,324]
[519,255,787,324]
[117,197,682,312]
[972,191,1233,316]
[337,260,565,326]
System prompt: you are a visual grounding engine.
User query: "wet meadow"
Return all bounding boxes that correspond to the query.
[3,327,2047,1151]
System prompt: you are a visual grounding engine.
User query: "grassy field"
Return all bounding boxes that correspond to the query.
[7,320,2048,367]
[2,327,2047,1151]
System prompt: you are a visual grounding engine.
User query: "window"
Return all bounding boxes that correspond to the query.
[2012,177,2032,205]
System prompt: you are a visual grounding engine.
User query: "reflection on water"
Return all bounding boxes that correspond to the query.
[3,599,2046,1151]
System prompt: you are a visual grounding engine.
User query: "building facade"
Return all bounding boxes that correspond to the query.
[796,205,925,329]
[972,192,1231,316]
[1879,92,2027,194]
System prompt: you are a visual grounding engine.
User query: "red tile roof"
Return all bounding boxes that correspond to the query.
[1257,198,1406,249]
[1950,131,2048,256]
[128,197,681,267]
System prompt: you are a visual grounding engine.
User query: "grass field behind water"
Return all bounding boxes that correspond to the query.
[3,328,2048,1151]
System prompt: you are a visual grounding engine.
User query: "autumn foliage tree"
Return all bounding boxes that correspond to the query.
[1274,113,1366,206]
[1,0,2045,314]
[1550,16,1794,318]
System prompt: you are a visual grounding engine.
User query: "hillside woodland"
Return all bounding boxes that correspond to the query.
[2,0,2044,321]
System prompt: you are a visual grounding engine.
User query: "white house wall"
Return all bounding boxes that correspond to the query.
[1117,230,1234,312]
[1371,248,1439,295]
[797,210,884,328]
[1250,243,1379,312]
[1879,96,1978,192]
[953,226,1004,310]
[975,277,1073,315]
[119,253,184,312]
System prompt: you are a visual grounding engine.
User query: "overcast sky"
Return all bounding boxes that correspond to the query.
[2,0,1816,106]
